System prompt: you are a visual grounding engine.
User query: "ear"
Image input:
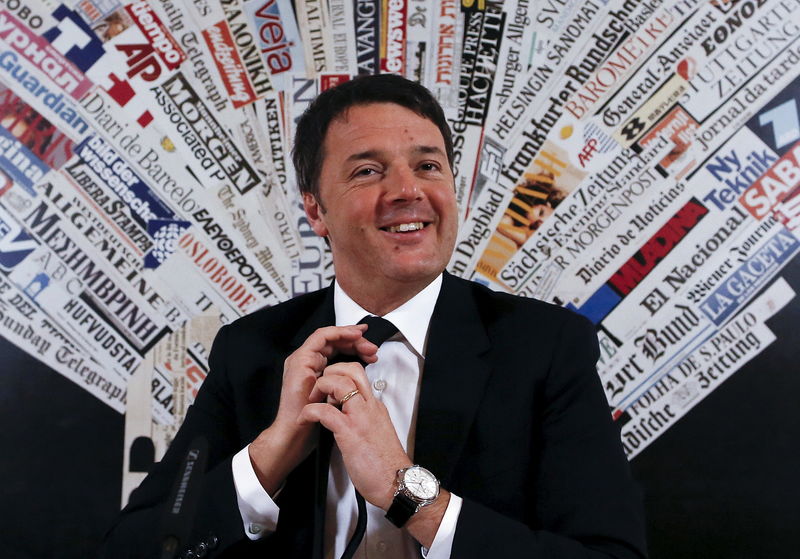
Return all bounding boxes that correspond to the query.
[303,192,329,237]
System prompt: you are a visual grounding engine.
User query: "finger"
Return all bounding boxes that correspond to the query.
[321,362,372,401]
[303,325,368,355]
[335,388,363,409]
[351,336,379,364]
[302,325,381,364]
[284,350,328,377]
[308,374,358,404]
[285,326,366,382]
[329,335,379,364]
[297,402,347,432]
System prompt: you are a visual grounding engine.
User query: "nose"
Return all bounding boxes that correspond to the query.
[386,165,423,203]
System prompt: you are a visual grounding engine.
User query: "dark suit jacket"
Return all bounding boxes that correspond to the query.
[101,273,646,558]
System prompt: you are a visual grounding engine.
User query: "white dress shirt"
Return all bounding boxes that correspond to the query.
[231,275,463,558]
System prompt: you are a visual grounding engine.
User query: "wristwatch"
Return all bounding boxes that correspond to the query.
[385,465,440,528]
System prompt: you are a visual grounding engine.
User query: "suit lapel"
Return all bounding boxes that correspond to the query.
[289,284,336,350]
[275,285,335,559]
[414,274,492,485]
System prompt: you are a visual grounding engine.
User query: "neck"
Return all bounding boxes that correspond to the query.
[337,275,437,316]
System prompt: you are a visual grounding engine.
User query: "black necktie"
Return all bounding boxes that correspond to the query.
[358,315,399,350]
[314,316,398,559]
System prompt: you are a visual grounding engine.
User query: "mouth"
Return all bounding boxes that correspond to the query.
[380,221,429,233]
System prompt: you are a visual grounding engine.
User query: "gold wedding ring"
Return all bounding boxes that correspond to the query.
[338,389,360,407]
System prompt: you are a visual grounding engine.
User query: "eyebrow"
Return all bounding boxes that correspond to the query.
[414,145,446,157]
[344,145,446,163]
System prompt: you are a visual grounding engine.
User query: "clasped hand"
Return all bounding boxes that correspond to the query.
[249,325,410,510]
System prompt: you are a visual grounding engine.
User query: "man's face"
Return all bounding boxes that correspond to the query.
[304,103,458,293]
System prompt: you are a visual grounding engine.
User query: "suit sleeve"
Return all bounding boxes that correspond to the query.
[451,314,647,559]
[99,324,254,558]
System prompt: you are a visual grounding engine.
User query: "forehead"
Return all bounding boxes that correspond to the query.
[323,103,445,154]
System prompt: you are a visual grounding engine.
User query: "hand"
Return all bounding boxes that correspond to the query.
[248,325,379,495]
[298,361,411,510]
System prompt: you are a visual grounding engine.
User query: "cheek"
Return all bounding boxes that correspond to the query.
[430,185,457,210]
[349,203,375,228]
[441,197,459,231]
[330,199,375,237]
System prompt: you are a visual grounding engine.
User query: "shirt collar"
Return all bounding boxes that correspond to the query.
[333,274,442,357]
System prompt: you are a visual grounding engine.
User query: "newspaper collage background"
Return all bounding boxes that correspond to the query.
[0,0,797,502]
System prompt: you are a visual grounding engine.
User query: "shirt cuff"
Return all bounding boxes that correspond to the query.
[231,445,280,540]
[421,492,463,559]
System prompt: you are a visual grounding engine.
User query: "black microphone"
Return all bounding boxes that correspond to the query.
[159,436,208,559]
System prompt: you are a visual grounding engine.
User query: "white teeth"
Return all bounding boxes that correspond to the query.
[386,222,424,233]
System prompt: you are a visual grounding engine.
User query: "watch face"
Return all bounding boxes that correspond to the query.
[403,467,438,500]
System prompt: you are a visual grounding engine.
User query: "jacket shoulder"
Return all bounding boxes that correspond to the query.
[218,287,330,346]
[449,274,592,331]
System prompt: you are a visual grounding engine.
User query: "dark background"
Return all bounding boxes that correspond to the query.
[1,258,798,559]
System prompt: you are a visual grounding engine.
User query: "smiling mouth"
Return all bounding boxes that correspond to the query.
[382,222,428,233]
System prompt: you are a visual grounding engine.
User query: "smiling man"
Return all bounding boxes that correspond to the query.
[102,75,646,559]
[303,101,458,315]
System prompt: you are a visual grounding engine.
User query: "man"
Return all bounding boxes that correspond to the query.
[102,75,646,558]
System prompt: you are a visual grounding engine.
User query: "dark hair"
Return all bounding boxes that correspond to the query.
[291,74,454,198]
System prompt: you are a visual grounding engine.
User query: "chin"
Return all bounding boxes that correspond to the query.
[387,260,445,284]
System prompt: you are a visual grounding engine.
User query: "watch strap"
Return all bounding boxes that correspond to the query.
[385,493,418,528]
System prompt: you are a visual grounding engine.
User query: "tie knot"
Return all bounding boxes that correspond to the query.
[358,315,398,347]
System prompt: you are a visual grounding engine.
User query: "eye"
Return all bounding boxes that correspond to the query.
[353,167,378,178]
[419,162,441,172]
